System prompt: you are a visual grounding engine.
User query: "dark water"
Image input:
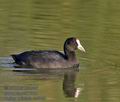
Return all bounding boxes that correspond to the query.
[0,0,120,102]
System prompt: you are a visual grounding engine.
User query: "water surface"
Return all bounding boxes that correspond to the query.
[0,0,120,102]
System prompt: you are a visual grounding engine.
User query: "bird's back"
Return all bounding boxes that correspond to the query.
[11,50,69,68]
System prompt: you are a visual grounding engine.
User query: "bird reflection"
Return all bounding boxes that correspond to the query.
[63,71,81,98]
[12,66,82,98]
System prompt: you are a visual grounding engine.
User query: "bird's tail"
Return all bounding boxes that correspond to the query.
[11,54,17,60]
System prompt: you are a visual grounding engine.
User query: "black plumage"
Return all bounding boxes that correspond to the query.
[11,37,85,68]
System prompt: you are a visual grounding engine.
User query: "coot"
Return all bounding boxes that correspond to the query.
[11,37,85,68]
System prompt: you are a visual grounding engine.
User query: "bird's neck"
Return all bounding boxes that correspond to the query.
[64,48,76,61]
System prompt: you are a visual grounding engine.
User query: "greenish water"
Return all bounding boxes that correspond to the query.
[0,0,120,102]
